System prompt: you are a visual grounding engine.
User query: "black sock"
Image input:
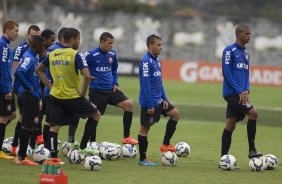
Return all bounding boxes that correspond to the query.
[18,129,32,158]
[67,125,78,143]
[12,121,21,147]
[43,125,50,148]
[48,131,58,158]
[221,129,233,156]
[81,118,98,149]
[88,119,98,143]
[123,111,132,138]
[0,123,6,151]
[29,132,37,149]
[247,119,257,152]
[163,119,177,145]
[138,134,148,161]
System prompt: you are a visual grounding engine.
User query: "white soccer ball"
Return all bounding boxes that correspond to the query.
[114,143,123,159]
[3,137,14,144]
[61,142,71,157]
[16,145,33,157]
[265,154,279,170]
[261,156,269,170]
[2,142,12,154]
[161,151,178,166]
[122,144,137,158]
[104,144,119,160]
[249,157,264,172]
[175,142,190,157]
[87,142,99,151]
[219,154,237,171]
[32,147,51,163]
[84,155,102,171]
[67,148,82,164]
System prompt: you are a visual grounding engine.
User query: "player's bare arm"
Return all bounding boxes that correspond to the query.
[80,68,91,97]
[35,63,53,90]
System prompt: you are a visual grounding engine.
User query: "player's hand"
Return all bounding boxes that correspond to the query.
[5,92,12,100]
[147,107,155,115]
[113,85,120,92]
[163,100,169,109]
[239,90,249,104]
[90,75,96,81]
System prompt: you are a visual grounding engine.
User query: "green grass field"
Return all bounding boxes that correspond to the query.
[0,77,281,184]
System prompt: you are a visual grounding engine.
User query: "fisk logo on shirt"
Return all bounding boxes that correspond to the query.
[21,58,31,69]
[1,47,8,62]
[14,46,22,60]
[224,51,231,64]
[143,62,149,77]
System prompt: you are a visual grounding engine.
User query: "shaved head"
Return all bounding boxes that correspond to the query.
[235,25,249,37]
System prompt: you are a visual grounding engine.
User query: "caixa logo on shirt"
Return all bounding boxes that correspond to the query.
[153,71,161,77]
[224,51,231,64]
[1,47,8,62]
[237,63,248,69]
[143,62,149,77]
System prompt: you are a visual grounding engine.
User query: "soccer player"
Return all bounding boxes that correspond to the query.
[36,28,101,158]
[41,29,56,49]
[11,25,42,154]
[0,20,19,160]
[221,25,262,159]
[41,27,80,148]
[15,35,46,165]
[138,34,181,166]
[84,32,138,145]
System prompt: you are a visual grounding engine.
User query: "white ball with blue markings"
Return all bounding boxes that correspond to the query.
[219,154,236,171]
[122,144,137,158]
[84,155,102,171]
[161,151,178,166]
[249,157,264,172]
[175,142,190,157]
[33,147,51,163]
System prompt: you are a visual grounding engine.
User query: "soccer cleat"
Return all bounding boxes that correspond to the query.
[122,136,139,145]
[67,142,80,149]
[79,148,99,156]
[248,150,263,159]
[36,135,44,145]
[11,146,17,156]
[57,139,62,144]
[138,159,157,166]
[160,144,176,152]
[0,151,15,160]
[15,157,39,166]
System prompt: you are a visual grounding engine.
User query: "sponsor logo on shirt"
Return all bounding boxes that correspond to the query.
[96,67,111,72]
[143,62,149,77]
[224,51,231,64]
[153,71,161,77]
[1,47,8,62]
[21,58,31,69]
[14,46,22,60]
[237,63,249,69]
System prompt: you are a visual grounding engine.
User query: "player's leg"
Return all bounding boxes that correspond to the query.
[160,103,180,152]
[246,107,262,158]
[11,96,22,155]
[138,107,156,166]
[221,117,237,156]
[0,96,16,159]
[111,90,138,144]
[15,93,39,166]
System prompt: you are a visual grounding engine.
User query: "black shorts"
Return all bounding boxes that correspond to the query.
[89,89,128,115]
[45,96,79,126]
[48,95,98,126]
[0,94,16,116]
[140,101,175,127]
[17,92,40,129]
[224,95,253,122]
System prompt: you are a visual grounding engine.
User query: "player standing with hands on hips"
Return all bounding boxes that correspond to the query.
[138,34,181,166]
[221,25,262,159]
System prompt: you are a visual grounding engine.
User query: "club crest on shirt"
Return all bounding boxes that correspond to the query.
[108,57,113,64]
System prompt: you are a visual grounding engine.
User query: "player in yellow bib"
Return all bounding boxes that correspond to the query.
[36,28,100,158]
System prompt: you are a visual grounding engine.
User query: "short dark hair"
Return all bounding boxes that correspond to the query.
[41,29,55,39]
[100,32,114,42]
[58,27,68,40]
[28,25,40,33]
[30,35,45,48]
[2,20,18,33]
[146,34,161,48]
[235,25,249,36]
[63,28,80,43]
